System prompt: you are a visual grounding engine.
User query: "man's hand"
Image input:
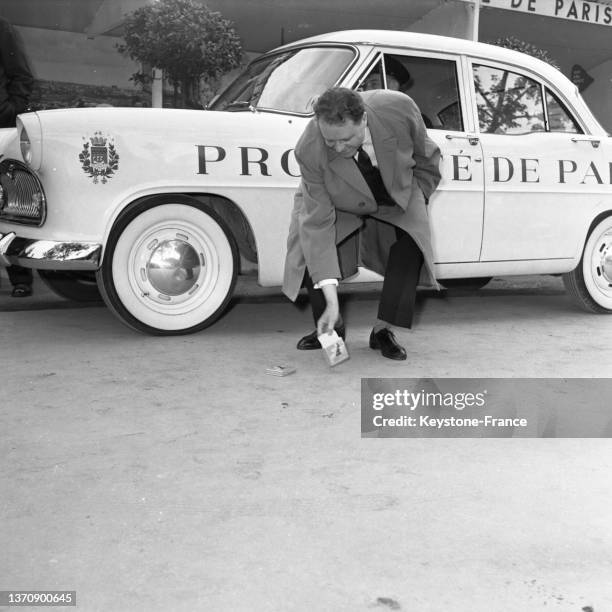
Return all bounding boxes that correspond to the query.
[317,283,340,335]
[317,304,340,336]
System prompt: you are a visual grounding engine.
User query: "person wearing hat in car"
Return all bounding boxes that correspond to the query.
[362,56,414,93]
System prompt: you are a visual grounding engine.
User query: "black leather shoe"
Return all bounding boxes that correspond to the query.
[369,328,407,360]
[297,324,346,350]
[11,283,32,298]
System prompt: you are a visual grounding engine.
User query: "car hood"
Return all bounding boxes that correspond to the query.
[30,106,307,138]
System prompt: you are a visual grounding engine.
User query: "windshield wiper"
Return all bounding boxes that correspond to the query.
[224,100,257,112]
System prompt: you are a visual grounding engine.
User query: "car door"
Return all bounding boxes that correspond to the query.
[469,59,607,262]
[353,50,485,264]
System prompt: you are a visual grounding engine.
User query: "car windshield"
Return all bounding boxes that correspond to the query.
[210,46,356,114]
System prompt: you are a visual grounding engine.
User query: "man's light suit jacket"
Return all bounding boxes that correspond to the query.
[283,89,442,301]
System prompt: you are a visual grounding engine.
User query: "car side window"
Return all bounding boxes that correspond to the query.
[545,88,582,133]
[473,64,545,134]
[357,53,464,131]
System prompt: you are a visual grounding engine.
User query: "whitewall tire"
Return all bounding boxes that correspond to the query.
[97,197,238,334]
[563,214,612,314]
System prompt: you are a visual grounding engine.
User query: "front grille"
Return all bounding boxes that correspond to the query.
[0,159,46,226]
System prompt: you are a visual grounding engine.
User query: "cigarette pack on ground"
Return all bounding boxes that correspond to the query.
[265,365,296,377]
[318,330,350,367]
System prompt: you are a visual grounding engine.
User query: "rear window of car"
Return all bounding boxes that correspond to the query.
[473,63,582,135]
[473,64,545,134]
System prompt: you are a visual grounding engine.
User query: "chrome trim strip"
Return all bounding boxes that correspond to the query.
[0,232,101,270]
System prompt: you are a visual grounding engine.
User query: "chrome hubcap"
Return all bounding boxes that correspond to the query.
[131,226,215,306]
[146,238,202,296]
[591,229,612,291]
[601,250,612,284]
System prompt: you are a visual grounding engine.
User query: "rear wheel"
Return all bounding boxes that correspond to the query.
[563,214,612,313]
[96,196,239,334]
[38,270,102,302]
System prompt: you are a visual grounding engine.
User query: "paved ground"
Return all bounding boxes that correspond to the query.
[1,270,611,612]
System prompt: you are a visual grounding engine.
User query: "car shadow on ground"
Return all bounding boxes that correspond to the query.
[1,271,570,321]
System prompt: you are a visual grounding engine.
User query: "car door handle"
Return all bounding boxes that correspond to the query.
[571,137,600,148]
[445,134,480,146]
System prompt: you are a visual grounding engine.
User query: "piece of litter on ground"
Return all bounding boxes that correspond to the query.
[375,597,401,610]
[265,365,296,377]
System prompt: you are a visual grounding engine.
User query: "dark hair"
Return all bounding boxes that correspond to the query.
[313,87,365,124]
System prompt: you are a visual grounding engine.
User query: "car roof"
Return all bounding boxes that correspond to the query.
[275,29,568,88]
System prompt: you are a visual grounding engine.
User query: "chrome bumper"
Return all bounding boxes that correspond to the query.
[0,232,101,270]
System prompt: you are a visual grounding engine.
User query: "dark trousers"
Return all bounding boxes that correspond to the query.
[7,265,33,287]
[303,226,423,329]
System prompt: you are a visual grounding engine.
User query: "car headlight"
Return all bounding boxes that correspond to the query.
[0,159,47,226]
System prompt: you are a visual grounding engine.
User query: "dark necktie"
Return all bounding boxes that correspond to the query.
[354,146,395,207]
[356,146,374,171]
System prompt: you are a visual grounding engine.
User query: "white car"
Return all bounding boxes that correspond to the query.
[1,29,611,334]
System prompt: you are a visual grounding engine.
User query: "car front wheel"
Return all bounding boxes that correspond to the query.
[563,214,612,314]
[96,197,239,334]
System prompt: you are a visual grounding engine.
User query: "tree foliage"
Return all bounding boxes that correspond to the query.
[117,0,243,107]
[490,36,561,71]
[474,37,562,134]
[474,67,543,135]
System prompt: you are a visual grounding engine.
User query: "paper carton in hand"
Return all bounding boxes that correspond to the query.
[318,330,350,367]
